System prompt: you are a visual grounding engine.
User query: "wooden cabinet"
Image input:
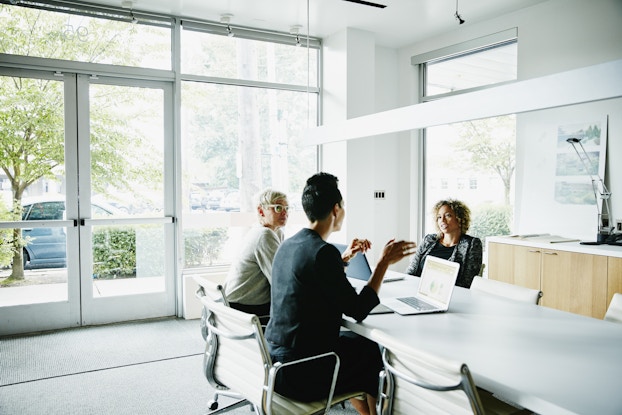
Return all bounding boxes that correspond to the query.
[609,257,622,306]
[540,249,607,318]
[487,240,614,319]
[487,243,541,290]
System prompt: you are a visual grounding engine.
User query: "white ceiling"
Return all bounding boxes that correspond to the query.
[84,0,549,48]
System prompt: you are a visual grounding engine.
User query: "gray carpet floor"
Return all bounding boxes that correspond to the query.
[0,318,359,415]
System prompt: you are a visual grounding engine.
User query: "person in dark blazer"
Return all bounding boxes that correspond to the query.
[265,172,416,415]
[406,199,482,288]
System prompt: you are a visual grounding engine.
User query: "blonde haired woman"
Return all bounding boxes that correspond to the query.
[224,189,289,322]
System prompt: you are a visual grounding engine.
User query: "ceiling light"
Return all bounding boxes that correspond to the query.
[455,0,465,24]
[342,0,387,8]
[290,25,303,47]
[121,1,138,23]
[220,14,234,37]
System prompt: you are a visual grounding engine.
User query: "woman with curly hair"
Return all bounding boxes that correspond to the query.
[405,199,482,288]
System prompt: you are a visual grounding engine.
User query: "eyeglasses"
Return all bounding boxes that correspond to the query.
[265,204,291,213]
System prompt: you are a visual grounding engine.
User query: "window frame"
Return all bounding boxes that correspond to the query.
[416,32,518,241]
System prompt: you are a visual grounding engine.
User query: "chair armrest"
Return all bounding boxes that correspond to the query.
[266,351,340,415]
[195,286,205,300]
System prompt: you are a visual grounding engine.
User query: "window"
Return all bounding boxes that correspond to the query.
[419,37,517,243]
[425,42,517,96]
[179,24,320,270]
[181,27,318,86]
[0,3,320,283]
[0,4,172,70]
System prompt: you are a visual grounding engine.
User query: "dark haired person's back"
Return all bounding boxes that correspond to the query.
[265,172,416,415]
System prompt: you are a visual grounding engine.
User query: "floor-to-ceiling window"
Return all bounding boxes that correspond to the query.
[415,31,518,250]
[178,22,319,280]
[0,2,320,334]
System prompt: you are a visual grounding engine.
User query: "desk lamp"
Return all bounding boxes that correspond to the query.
[566,137,613,244]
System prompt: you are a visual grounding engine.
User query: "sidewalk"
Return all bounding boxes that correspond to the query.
[0,269,164,307]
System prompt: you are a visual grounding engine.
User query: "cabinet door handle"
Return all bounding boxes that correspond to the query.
[528,249,541,253]
[543,251,558,255]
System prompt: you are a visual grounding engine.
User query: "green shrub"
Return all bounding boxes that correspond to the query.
[0,200,14,267]
[470,204,512,243]
[184,228,227,266]
[92,227,136,279]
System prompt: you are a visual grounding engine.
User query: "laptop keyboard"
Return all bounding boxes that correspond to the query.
[397,296,437,311]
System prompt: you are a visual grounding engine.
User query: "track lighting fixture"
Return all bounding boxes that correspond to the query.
[455,0,465,24]
[121,1,138,24]
[290,25,303,47]
[220,14,235,37]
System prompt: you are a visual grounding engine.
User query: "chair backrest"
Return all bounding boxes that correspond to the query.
[375,331,484,415]
[477,263,485,277]
[604,293,622,323]
[470,276,542,305]
[195,276,231,341]
[199,294,350,415]
[200,294,271,412]
[194,275,229,305]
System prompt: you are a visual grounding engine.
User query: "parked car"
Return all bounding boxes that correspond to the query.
[189,191,206,211]
[20,195,119,269]
[205,190,225,210]
[219,191,240,212]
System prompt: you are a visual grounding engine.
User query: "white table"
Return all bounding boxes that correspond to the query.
[343,273,622,415]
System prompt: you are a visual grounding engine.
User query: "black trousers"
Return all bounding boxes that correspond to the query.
[270,331,382,402]
[229,302,271,326]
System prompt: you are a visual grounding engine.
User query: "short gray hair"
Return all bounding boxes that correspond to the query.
[257,188,288,207]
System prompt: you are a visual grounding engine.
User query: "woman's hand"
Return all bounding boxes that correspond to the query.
[378,239,417,266]
[341,238,372,262]
[367,239,417,293]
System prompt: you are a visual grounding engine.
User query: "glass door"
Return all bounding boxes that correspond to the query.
[0,69,175,335]
[77,74,175,325]
[0,68,79,335]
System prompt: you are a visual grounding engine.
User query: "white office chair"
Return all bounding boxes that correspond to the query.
[195,276,247,412]
[470,276,542,305]
[375,331,530,415]
[604,293,622,324]
[198,287,364,415]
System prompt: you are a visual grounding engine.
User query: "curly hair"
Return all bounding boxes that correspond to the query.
[432,199,471,236]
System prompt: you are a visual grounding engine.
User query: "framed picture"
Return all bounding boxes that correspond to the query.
[554,116,608,206]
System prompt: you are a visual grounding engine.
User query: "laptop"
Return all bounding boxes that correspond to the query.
[380,256,460,315]
[332,243,404,282]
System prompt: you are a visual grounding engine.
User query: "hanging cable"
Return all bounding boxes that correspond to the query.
[455,0,465,24]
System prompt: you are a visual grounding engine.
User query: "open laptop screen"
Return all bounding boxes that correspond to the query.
[331,243,372,281]
[417,256,460,306]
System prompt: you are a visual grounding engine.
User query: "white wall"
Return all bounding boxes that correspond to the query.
[322,28,413,268]
[322,0,622,260]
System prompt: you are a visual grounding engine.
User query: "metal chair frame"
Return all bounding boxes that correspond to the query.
[377,344,485,415]
[197,280,362,415]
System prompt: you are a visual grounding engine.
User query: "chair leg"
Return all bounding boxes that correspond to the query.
[204,398,250,414]
[207,393,219,410]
